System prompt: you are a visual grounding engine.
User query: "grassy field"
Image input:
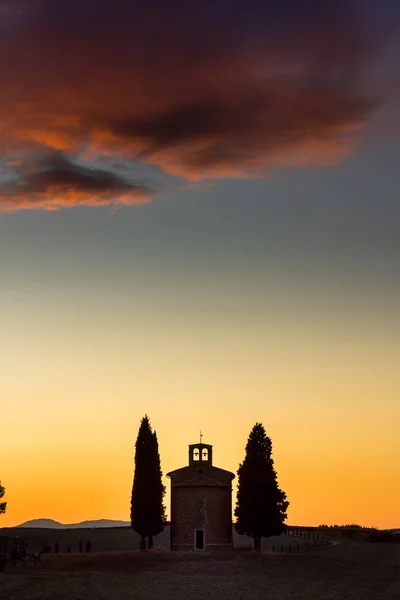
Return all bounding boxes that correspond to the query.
[1,534,399,599]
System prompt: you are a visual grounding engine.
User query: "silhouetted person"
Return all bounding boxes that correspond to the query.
[55,542,59,553]
[86,540,92,553]
[67,541,71,553]
[79,539,83,553]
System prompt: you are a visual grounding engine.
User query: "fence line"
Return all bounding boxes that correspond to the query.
[284,526,331,545]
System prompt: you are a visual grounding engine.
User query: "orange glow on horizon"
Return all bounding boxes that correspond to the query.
[1,325,399,530]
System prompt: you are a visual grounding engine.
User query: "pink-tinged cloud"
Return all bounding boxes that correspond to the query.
[0,0,398,210]
[0,152,150,211]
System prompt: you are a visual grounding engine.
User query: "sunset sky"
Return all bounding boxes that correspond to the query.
[1,1,399,530]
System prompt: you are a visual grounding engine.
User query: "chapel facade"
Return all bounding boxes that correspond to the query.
[167,441,235,551]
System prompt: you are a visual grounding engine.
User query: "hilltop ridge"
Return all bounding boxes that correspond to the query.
[17,518,130,529]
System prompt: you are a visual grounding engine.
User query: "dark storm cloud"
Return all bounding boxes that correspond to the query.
[0,0,398,208]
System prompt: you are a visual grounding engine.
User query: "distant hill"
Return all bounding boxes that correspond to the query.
[17,518,130,529]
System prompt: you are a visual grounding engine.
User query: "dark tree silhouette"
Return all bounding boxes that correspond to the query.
[0,482,6,515]
[235,422,289,550]
[130,416,166,550]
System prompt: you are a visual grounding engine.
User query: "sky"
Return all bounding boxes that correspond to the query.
[1,0,400,529]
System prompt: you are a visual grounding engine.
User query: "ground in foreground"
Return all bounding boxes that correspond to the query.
[1,542,400,600]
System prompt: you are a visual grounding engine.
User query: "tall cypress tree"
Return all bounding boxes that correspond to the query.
[146,430,166,549]
[130,416,166,549]
[235,423,289,550]
[0,482,6,515]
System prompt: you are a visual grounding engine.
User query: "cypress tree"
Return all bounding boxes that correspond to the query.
[235,423,289,550]
[147,430,166,549]
[0,482,6,515]
[130,416,166,549]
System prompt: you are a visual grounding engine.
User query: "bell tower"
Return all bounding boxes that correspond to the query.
[188,442,213,466]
